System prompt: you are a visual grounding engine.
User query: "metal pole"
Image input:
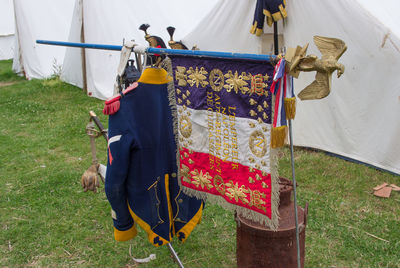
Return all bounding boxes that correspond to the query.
[288,119,301,268]
[167,243,185,268]
[36,40,276,62]
[273,20,301,268]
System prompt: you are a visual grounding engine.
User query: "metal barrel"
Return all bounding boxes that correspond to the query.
[236,177,308,268]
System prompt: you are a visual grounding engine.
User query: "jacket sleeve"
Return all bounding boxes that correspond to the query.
[105,132,137,241]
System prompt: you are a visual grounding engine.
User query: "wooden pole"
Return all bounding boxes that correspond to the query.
[80,0,88,93]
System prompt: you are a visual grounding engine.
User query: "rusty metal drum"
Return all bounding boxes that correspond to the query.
[236,177,308,268]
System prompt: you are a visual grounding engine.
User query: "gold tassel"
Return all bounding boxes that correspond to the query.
[284,97,296,120]
[271,126,287,148]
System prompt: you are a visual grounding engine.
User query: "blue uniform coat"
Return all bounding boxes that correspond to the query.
[105,68,203,247]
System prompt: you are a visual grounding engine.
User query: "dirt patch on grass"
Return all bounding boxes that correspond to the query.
[0,81,17,87]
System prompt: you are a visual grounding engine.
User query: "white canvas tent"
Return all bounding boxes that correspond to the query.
[283,0,400,175]
[61,0,218,99]
[0,0,15,60]
[12,0,75,79]
[183,0,282,54]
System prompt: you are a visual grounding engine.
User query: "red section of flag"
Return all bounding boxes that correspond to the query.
[179,147,272,218]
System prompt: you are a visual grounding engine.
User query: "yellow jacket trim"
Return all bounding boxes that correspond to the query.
[138,67,172,84]
[128,203,170,247]
[263,5,287,27]
[165,174,174,240]
[175,202,204,243]
[114,225,137,242]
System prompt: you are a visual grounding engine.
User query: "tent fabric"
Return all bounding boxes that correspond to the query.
[12,0,75,79]
[61,0,218,100]
[60,0,84,89]
[183,0,262,54]
[0,0,15,60]
[283,0,400,174]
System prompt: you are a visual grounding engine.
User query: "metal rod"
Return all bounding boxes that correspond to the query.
[289,119,301,268]
[167,243,185,268]
[36,40,276,62]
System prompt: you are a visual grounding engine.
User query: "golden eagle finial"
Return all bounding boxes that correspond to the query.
[286,36,347,100]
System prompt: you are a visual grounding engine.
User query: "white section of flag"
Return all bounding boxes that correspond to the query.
[178,107,271,172]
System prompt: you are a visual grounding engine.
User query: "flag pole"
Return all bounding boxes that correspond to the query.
[274,21,301,268]
[288,118,301,268]
[167,243,185,268]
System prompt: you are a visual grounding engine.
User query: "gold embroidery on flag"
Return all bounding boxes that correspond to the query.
[249,130,267,158]
[181,164,191,183]
[191,169,213,190]
[224,71,250,94]
[214,175,226,195]
[250,73,268,96]
[187,67,209,88]
[209,68,224,92]
[248,189,267,212]
[225,181,249,204]
[175,67,187,87]
[179,115,192,138]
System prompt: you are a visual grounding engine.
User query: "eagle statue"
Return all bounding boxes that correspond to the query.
[286,36,347,100]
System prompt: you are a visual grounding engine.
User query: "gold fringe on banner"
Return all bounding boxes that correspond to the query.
[284,97,296,120]
[271,126,287,148]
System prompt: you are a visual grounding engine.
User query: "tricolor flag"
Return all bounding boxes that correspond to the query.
[270,58,288,148]
[170,56,279,229]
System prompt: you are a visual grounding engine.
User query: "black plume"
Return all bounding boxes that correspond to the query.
[139,24,150,34]
[167,26,175,40]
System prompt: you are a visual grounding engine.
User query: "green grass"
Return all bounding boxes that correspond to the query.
[0,60,399,267]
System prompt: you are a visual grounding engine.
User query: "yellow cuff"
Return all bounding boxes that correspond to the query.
[114,225,137,242]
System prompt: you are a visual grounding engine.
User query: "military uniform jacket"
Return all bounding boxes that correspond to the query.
[105,68,203,247]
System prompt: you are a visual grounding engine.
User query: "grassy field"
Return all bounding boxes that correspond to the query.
[0,59,399,267]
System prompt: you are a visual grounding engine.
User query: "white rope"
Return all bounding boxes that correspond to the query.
[133,45,147,54]
[113,40,137,95]
[129,244,156,263]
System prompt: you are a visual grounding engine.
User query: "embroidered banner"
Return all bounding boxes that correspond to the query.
[170,56,279,229]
